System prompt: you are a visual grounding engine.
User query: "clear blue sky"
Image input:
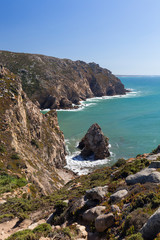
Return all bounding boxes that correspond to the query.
[0,0,160,75]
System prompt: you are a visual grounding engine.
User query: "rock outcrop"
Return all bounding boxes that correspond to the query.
[95,213,115,232]
[110,189,128,202]
[141,207,160,239]
[85,186,108,202]
[126,168,160,185]
[0,68,67,194]
[0,50,127,109]
[83,206,106,222]
[78,123,110,160]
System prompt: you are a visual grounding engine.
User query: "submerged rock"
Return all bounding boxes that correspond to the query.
[78,123,110,160]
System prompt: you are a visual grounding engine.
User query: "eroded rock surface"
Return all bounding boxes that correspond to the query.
[78,123,110,160]
[0,68,67,194]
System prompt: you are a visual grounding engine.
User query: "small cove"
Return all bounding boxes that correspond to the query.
[56,76,160,174]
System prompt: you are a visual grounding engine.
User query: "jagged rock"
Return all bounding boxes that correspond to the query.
[110,189,128,202]
[60,97,73,109]
[111,205,121,213]
[85,186,108,202]
[126,168,160,185]
[83,206,106,222]
[152,145,160,154]
[0,50,127,109]
[78,124,110,160]
[140,207,160,239]
[95,213,114,232]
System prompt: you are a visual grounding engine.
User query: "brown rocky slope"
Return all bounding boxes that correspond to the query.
[0,50,127,109]
[0,66,73,195]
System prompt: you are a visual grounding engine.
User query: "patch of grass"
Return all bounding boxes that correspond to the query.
[6,229,36,240]
[0,213,14,223]
[0,144,6,153]
[0,173,27,194]
[11,153,20,160]
[33,223,52,236]
[127,233,143,240]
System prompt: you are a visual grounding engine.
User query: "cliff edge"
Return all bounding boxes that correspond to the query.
[0,50,127,109]
[0,66,69,195]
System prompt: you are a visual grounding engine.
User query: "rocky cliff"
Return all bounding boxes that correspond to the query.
[0,50,127,109]
[0,66,68,195]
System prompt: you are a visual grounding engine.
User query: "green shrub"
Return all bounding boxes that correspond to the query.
[11,153,20,160]
[0,144,6,153]
[0,174,27,194]
[31,139,39,148]
[6,229,36,240]
[33,223,52,235]
[0,213,14,223]
[127,233,143,240]
[114,158,126,168]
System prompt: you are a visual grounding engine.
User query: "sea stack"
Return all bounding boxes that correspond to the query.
[78,123,110,160]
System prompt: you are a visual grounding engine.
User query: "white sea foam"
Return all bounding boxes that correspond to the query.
[41,90,141,113]
[64,141,114,175]
[65,153,112,175]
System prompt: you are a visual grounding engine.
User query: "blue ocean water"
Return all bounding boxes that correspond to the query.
[57,76,160,174]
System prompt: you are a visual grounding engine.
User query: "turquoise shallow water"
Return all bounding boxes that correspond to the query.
[57,76,160,174]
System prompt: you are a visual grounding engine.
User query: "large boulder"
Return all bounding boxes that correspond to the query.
[83,206,106,222]
[110,189,128,202]
[140,207,160,239]
[85,186,108,202]
[95,213,114,232]
[126,168,160,185]
[78,123,110,160]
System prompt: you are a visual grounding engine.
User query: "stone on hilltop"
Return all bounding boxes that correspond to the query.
[78,123,110,160]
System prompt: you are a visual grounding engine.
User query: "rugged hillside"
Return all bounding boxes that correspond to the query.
[0,50,127,109]
[2,150,160,239]
[0,66,70,195]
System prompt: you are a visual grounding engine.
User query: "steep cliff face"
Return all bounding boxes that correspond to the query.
[0,67,66,195]
[0,50,127,109]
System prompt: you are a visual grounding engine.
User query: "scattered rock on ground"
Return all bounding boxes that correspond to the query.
[140,207,160,239]
[72,223,87,239]
[83,206,106,222]
[110,189,128,202]
[126,168,160,185]
[78,123,110,160]
[85,186,108,202]
[111,205,121,213]
[95,213,114,232]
